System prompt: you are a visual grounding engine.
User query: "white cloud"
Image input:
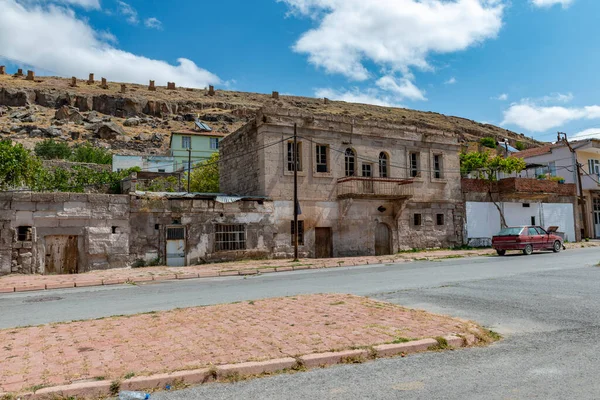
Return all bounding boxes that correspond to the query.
[279,0,504,81]
[444,77,457,85]
[144,17,162,30]
[315,87,402,107]
[493,93,508,101]
[573,128,600,140]
[20,0,100,9]
[375,75,426,101]
[531,0,573,8]
[0,0,220,88]
[117,0,138,24]
[539,92,573,104]
[501,98,600,132]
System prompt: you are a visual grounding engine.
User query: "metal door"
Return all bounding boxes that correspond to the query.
[594,198,600,238]
[315,228,332,258]
[45,235,78,274]
[375,223,391,256]
[166,226,186,267]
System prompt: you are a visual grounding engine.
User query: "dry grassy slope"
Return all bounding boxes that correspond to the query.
[0,74,542,153]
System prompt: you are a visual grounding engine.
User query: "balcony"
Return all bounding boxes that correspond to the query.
[337,177,414,200]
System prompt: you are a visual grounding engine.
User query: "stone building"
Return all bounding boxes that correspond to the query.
[220,107,465,257]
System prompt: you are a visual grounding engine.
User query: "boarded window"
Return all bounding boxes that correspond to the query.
[215,224,246,251]
[291,220,305,245]
[316,145,328,173]
[379,152,388,178]
[182,136,191,149]
[410,152,420,178]
[287,142,302,172]
[413,214,422,226]
[345,148,356,177]
[17,226,32,242]
[436,214,445,226]
[167,227,185,240]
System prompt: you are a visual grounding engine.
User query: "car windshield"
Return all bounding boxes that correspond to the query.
[497,227,523,236]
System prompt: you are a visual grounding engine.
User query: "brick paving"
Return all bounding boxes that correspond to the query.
[1,242,597,293]
[0,294,486,393]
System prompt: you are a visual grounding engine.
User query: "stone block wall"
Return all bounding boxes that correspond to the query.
[220,122,262,196]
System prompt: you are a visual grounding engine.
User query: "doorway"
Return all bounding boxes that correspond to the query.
[375,223,391,256]
[166,226,186,267]
[45,235,78,274]
[315,227,332,258]
[594,198,600,239]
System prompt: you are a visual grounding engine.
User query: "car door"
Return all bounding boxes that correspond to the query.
[527,227,541,249]
[535,227,549,248]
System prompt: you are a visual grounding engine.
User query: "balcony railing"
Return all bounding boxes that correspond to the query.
[337,177,414,199]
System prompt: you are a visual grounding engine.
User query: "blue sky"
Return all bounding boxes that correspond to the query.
[1,0,599,142]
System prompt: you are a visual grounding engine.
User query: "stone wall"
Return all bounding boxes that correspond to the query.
[220,122,262,196]
[0,192,130,275]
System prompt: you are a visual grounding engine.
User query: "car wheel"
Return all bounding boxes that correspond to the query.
[496,249,506,256]
[523,244,533,255]
[552,240,562,253]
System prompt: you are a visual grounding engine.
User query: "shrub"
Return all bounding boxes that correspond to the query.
[34,139,72,160]
[480,137,497,149]
[515,141,525,151]
[71,144,112,164]
[0,140,42,190]
[188,152,219,193]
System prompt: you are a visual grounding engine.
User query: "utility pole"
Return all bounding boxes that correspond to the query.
[558,132,588,239]
[293,123,299,261]
[187,146,192,193]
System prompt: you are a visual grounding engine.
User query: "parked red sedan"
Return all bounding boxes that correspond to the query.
[492,226,563,256]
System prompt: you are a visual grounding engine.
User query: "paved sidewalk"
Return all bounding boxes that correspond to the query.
[1,242,598,293]
[0,294,488,394]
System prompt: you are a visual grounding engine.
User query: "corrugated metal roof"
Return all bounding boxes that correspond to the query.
[133,191,269,201]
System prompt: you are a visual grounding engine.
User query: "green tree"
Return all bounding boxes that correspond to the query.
[480,137,497,149]
[0,140,42,190]
[515,141,525,151]
[188,152,219,193]
[34,139,72,160]
[71,144,112,165]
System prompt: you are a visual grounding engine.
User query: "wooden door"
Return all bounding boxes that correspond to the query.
[45,235,78,274]
[315,228,332,258]
[375,223,391,256]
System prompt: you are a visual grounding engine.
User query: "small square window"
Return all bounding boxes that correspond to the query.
[436,214,445,226]
[523,203,530,208]
[413,214,422,226]
[111,226,118,234]
[158,169,166,173]
[17,226,32,242]
[291,220,305,245]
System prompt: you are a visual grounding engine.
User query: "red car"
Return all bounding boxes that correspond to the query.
[492,226,563,256]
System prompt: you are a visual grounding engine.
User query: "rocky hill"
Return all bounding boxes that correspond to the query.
[0,73,541,155]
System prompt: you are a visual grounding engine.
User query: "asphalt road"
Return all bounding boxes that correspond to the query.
[2,248,600,398]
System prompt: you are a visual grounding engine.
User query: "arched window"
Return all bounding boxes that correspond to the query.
[345,148,356,177]
[379,152,389,178]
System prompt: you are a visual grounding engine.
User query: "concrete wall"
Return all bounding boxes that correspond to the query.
[0,192,130,275]
[465,201,576,244]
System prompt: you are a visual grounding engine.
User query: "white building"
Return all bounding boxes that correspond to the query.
[113,155,176,173]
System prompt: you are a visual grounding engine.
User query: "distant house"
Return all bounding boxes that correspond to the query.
[112,155,176,173]
[170,120,226,170]
[516,139,600,239]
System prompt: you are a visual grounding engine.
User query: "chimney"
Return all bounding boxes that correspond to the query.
[0,66,5,75]
[101,77,108,89]
[121,84,127,93]
[26,70,35,81]
[87,73,94,84]
[272,91,279,99]
[16,68,24,77]
[208,85,215,96]
[149,80,156,91]
[70,77,78,87]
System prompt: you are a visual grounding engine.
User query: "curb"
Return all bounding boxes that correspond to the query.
[13,335,471,399]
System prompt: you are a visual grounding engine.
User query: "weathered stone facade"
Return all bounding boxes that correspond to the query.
[221,108,465,257]
[0,192,130,275]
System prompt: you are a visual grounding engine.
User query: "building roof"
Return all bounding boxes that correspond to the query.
[515,142,565,159]
[171,130,227,137]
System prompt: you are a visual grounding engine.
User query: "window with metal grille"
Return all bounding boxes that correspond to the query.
[167,227,185,240]
[215,224,246,251]
[17,226,32,242]
[316,145,328,173]
[413,214,422,226]
[433,154,443,179]
[291,220,304,245]
[181,136,191,149]
[287,142,302,172]
[436,214,445,226]
[410,152,420,178]
[210,138,219,150]
[345,148,356,177]
[379,152,388,178]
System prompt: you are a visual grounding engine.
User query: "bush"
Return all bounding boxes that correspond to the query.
[187,152,219,193]
[34,139,72,160]
[550,176,565,182]
[515,141,525,151]
[480,137,497,149]
[71,144,112,164]
[0,140,42,190]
